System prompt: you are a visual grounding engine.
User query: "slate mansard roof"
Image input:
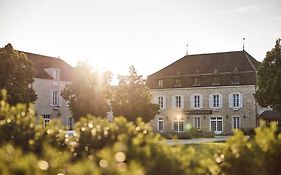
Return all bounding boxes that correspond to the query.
[23,52,73,82]
[147,51,260,89]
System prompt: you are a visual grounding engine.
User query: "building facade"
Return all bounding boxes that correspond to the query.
[25,52,74,129]
[147,51,262,134]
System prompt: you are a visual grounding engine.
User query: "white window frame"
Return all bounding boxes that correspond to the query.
[158,118,164,132]
[173,118,184,132]
[232,116,241,130]
[172,95,184,109]
[190,94,203,109]
[209,94,223,109]
[43,114,51,127]
[157,96,165,109]
[193,116,201,130]
[52,90,59,107]
[209,116,223,134]
[229,93,243,109]
[67,117,74,130]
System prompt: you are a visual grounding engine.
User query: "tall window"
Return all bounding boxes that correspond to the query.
[67,117,74,130]
[233,116,240,129]
[158,96,164,109]
[43,114,51,127]
[158,118,164,132]
[193,117,201,130]
[210,117,223,134]
[52,91,59,106]
[173,118,184,132]
[213,94,219,108]
[194,95,200,108]
[233,94,239,107]
[158,79,163,87]
[175,96,182,108]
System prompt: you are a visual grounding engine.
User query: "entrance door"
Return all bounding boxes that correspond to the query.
[210,117,223,134]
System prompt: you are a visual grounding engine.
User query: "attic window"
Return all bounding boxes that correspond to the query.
[193,77,200,86]
[232,75,240,85]
[174,78,182,87]
[212,76,220,85]
[158,79,163,87]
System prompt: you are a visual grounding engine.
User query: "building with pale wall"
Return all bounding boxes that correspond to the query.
[24,52,74,129]
[147,51,263,134]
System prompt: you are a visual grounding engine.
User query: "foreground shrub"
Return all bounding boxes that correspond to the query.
[161,128,215,139]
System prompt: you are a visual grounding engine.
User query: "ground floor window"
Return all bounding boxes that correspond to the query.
[232,116,240,129]
[173,118,184,132]
[43,114,51,127]
[210,117,223,134]
[193,116,201,130]
[67,117,74,130]
[158,118,164,132]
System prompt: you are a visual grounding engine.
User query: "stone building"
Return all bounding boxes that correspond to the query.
[25,52,74,129]
[147,51,262,134]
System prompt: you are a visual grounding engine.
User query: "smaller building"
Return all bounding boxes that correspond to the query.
[25,52,74,129]
[258,110,281,126]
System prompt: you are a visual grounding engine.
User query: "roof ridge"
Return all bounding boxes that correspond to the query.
[186,50,243,57]
[243,51,257,72]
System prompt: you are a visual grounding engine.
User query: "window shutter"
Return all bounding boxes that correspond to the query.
[199,94,203,109]
[229,94,233,108]
[209,94,213,108]
[50,90,53,106]
[163,97,167,109]
[239,94,243,108]
[190,95,194,109]
[181,95,184,109]
[172,96,175,109]
[59,93,63,106]
[219,94,223,108]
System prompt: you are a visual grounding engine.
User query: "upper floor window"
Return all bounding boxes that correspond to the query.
[209,94,222,108]
[53,69,60,81]
[158,79,163,87]
[50,90,60,107]
[190,94,203,109]
[158,96,166,109]
[172,95,184,109]
[229,93,243,109]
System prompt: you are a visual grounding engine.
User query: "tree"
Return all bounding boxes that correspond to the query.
[111,66,159,122]
[61,62,112,121]
[0,43,36,104]
[255,39,281,111]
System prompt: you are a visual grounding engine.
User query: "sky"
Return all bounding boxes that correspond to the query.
[0,0,281,83]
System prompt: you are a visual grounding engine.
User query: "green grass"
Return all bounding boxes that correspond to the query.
[185,142,226,158]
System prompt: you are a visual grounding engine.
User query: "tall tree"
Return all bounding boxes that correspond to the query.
[0,43,36,104]
[111,66,159,122]
[61,62,112,121]
[255,39,281,111]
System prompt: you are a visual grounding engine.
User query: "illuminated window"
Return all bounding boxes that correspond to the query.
[43,114,51,127]
[173,117,184,132]
[158,79,163,87]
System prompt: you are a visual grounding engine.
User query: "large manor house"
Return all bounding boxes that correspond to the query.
[25,49,264,134]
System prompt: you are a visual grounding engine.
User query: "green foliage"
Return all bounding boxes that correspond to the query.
[255,39,281,111]
[1,92,281,175]
[61,62,112,121]
[111,66,159,122]
[0,44,36,104]
[161,128,215,139]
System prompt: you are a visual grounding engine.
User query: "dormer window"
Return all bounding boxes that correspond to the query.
[212,76,220,85]
[193,77,200,86]
[53,69,60,81]
[232,75,240,85]
[158,79,163,87]
[174,78,182,87]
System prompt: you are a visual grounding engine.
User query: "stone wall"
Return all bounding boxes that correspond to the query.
[150,85,258,134]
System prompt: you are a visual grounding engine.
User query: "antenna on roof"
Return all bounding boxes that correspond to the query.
[242,38,245,51]
[186,43,188,57]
